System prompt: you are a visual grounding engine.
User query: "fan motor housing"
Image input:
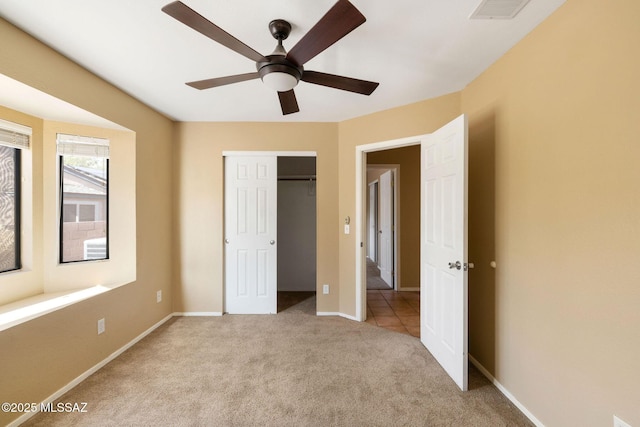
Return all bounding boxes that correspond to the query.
[256,55,303,83]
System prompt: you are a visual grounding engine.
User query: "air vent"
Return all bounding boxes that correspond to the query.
[470,0,530,19]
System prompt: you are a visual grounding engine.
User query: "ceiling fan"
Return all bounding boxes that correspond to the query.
[162,0,379,115]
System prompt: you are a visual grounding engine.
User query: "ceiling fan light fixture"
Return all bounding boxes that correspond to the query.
[261,70,299,92]
[257,58,302,92]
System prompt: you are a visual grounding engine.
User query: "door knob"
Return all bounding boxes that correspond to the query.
[448,261,462,270]
[224,239,229,244]
[270,240,275,245]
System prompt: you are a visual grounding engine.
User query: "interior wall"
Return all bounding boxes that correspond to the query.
[337,93,462,316]
[0,18,174,427]
[461,0,640,425]
[368,146,421,288]
[173,122,339,313]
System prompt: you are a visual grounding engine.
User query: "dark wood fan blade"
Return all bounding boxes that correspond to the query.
[278,90,299,115]
[162,1,265,63]
[186,72,259,90]
[301,71,379,95]
[286,0,366,66]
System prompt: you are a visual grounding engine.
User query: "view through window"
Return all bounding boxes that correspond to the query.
[58,134,109,263]
[0,145,21,272]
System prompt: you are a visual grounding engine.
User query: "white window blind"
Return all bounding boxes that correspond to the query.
[0,118,31,150]
[57,133,109,158]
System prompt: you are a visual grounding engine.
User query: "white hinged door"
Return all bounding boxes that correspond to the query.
[420,114,469,390]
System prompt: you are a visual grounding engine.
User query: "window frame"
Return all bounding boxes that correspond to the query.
[58,155,110,264]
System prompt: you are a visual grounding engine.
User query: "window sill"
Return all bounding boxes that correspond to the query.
[0,285,112,332]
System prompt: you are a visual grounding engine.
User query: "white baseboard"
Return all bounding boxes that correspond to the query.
[316,311,341,317]
[339,312,358,321]
[8,313,174,427]
[468,354,545,427]
[173,312,223,316]
[316,312,359,321]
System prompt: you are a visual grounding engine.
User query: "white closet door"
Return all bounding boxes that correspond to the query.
[225,155,277,314]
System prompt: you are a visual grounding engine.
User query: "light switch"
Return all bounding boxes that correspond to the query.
[344,224,350,234]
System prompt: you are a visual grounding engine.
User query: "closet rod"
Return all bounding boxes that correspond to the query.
[277,175,316,181]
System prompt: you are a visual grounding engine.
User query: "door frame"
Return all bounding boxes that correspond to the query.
[366,164,400,290]
[355,137,425,321]
[367,180,378,263]
[223,150,317,314]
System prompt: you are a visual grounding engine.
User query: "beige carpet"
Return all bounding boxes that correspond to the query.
[24,297,532,426]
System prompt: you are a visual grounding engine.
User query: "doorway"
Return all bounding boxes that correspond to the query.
[223,151,317,315]
[366,165,400,291]
[355,114,469,391]
[365,153,419,337]
[357,143,423,319]
[277,156,317,312]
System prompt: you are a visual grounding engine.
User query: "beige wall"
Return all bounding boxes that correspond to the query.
[368,145,421,288]
[0,18,174,426]
[173,122,339,313]
[462,0,640,425]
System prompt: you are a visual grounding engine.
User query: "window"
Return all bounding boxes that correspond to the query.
[57,134,109,263]
[0,119,29,274]
[0,146,21,273]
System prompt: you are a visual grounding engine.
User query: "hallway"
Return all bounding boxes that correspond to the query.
[365,289,420,337]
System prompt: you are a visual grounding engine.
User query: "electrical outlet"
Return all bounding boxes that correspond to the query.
[614,416,632,427]
[323,284,329,294]
[156,290,162,303]
[97,318,105,335]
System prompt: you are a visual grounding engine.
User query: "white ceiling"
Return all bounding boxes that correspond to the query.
[0,0,565,123]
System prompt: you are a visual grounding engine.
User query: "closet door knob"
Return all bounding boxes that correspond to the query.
[270,240,275,245]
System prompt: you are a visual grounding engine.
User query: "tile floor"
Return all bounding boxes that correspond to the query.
[366,289,420,337]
